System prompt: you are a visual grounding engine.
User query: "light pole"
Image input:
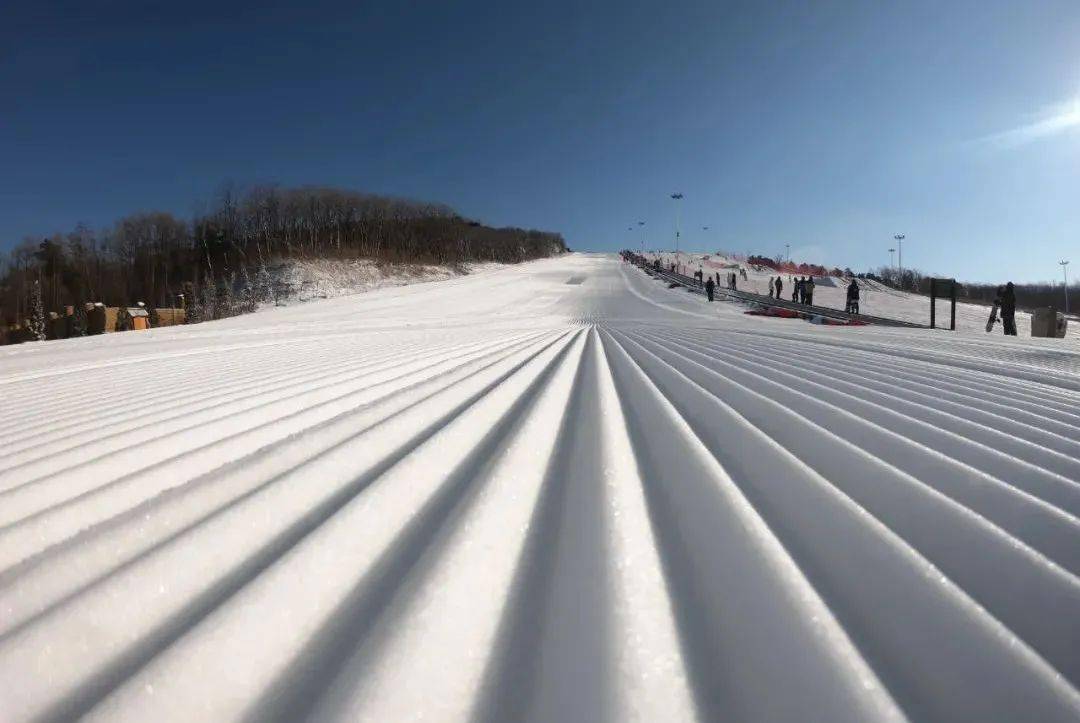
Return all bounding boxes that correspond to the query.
[785,243,790,262]
[893,234,905,288]
[888,248,895,268]
[638,221,646,254]
[671,193,683,267]
[1061,260,1071,315]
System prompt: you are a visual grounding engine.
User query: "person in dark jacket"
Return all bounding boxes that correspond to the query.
[1001,282,1017,335]
[775,276,783,300]
[804,276,815,306]
[705,276,715,302]
[792,278,799,302]
[846,279,860,314]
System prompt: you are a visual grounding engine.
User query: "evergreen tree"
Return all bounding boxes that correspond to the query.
[28,280,46,341]
[240,266,258,313]
[256,260,273,304]
[199,273,217,321]
[70,303,88,337]
[186,287,202,324]
[218,273,237,318]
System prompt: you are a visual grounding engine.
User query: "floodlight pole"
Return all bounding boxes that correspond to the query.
[785,243,790,262]
[893,234,905,288]
[638,221,645,254]
[888,248,895,268]
[671,193,683,269]
[1062,260,1071,315]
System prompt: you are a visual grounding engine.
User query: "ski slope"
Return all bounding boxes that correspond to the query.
[1,253,1078,722]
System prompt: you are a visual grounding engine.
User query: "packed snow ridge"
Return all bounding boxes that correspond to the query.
[0,253,1078,722]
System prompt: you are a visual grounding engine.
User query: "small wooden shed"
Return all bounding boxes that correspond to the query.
[150,308,186,327]
[117,306,150,331]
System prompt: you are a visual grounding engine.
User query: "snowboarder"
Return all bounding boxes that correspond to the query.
[804,277,815,306]
[846,279,860,314]
[1001,282,1017,336]
[986,287,1002,332]
[705,276,715,302]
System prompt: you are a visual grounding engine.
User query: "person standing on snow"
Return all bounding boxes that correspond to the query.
[705,276,715,302]
[1001,282,1017,335]
[846,279,860,314]
[775,276,783,300]
[792,277,800,302]
[804,276,815,306]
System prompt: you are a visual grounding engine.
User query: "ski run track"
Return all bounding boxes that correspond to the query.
[1,253,1079,723]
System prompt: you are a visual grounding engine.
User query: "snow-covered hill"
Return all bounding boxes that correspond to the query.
[264,257,503,303]
[0,253,1078,721]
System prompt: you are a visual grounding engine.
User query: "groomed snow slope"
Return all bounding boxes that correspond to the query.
[1,253,1078,722]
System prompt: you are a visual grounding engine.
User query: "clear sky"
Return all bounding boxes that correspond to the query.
[3,0,1079,282]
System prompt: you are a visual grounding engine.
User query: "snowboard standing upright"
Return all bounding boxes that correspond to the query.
[986,301,1000,332]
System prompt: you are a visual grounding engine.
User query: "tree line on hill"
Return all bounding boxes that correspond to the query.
[0,185,567,334]
[862,265,1074,311]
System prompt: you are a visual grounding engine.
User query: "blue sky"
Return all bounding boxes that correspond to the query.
[2,0,1079,282]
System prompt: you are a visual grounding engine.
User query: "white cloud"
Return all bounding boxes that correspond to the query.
[977,97,1080,149]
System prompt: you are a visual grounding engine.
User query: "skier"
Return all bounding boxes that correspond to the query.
[804,276,815,306]
[705,276,715,302]
[1001,282,1017,336]
[846,279,860,314]
[775,276,783,300]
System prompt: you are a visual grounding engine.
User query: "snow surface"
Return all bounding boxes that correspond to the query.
[0,252,1078,722]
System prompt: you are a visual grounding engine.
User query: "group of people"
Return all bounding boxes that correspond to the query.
[762,275,862,313]
[767,275,817,306]
[701,267,866,317]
